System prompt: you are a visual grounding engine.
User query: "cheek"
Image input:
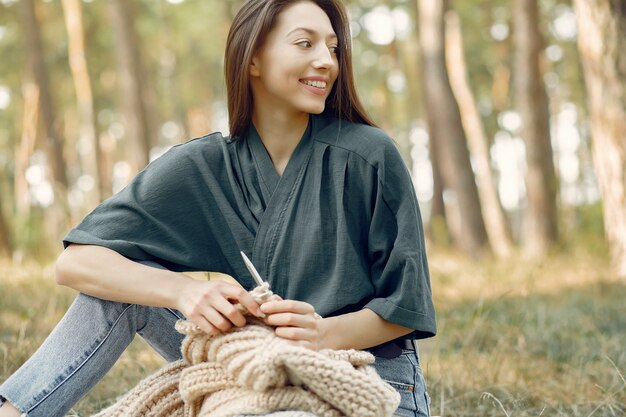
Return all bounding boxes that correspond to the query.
[331,63,340,83]
[330,72,340,91]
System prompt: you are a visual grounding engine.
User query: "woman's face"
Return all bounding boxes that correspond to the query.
[249,1,339,118]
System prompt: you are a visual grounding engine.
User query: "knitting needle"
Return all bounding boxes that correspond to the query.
[240,251,320,319]
[240,251,267,288]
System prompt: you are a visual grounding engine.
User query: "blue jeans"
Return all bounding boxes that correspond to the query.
[0,268,430,417]
[375,349,431,417]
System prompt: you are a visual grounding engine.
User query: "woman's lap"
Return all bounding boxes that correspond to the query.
[1,256,429,417]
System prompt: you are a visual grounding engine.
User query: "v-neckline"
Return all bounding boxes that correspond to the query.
[244,116,316,280]
[246,118,313,198]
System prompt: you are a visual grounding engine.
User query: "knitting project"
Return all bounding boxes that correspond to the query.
[93,284,400,417]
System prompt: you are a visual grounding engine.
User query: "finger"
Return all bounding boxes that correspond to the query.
[211,297,247,327]
[189,314,220,336]
[201,306,233,332]
[260,300,315,315]
[265,312,315,328]
[221,285,265,318]
[275,325,316,342]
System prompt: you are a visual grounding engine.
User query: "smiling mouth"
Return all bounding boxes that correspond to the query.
[300,79,327,89]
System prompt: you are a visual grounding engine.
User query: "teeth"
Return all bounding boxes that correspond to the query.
[301,80,326,88]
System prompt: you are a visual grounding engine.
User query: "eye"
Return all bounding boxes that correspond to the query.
[329,45,339,55]
[296,40,312,48]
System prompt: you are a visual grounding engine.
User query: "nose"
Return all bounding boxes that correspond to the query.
[312,45,336,70]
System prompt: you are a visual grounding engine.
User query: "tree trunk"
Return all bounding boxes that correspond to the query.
[445,9,514,258]
[99,131,116,199]
[513,0,559,258]
[62,0,103,207]
[574,0,626,279]
[20,0,69,202]
[108,0,151,174]
[418,0,488,256]
[428,128,450,246]
[0,200,11,257]
[15,81,39,216]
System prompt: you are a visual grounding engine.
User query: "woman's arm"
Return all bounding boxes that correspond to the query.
[259,299,412,350]
[56,244,265,334]
[319,308,413,350]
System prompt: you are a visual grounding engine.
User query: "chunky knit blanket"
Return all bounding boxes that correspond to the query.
[93,285,400,417]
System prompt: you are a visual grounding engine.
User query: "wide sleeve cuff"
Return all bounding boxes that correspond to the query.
[364,298,436,340]
[63,229,152,260]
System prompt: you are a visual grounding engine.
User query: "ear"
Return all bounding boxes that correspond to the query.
[249,55,261,77]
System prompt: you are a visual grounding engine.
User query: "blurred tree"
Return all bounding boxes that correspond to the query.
[0,203,11,256]
[418,0,488,256]
[20,0,69,210]
[0,0,608,258]
[153,2,190,140]
[574,0,626,278]
[108,0,151,174]
[445,8,513,258]
[62,0,102,205]
[14,82,38,217]
[513,0,559,258]
[428,137,450,246]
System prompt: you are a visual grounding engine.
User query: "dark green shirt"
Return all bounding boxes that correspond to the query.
[64,115,436,339]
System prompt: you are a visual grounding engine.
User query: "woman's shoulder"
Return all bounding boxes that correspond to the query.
[314,116,391,145]
[174,131,229,152]
[142,131,231,177]
[313,116,404,169]
[158,131,230,161]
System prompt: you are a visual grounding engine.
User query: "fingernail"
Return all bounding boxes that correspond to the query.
[258,311,267,318]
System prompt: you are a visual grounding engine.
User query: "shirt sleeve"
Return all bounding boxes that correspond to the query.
[63,140,234,274]
[363,140,436,339]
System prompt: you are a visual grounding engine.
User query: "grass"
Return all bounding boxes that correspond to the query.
[1,245,625,416]
[421,246,626,416]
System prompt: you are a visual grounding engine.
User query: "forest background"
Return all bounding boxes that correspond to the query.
[0,0,625,416]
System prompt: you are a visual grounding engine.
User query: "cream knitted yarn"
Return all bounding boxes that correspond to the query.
[93,284,400,417]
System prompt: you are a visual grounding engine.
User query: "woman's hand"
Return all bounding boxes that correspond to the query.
[260,297,324,350]
[176,279,265,336]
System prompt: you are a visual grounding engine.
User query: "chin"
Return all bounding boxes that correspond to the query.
[301,103,326,115]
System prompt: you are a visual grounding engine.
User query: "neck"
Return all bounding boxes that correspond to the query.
[251,107,310,176]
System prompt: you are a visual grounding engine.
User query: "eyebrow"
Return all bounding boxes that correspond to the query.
[286,27,338,40]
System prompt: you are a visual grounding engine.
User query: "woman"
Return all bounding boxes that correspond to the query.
[0,0,436,416]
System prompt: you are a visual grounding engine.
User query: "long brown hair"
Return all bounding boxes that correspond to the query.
[224,0,376,138]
